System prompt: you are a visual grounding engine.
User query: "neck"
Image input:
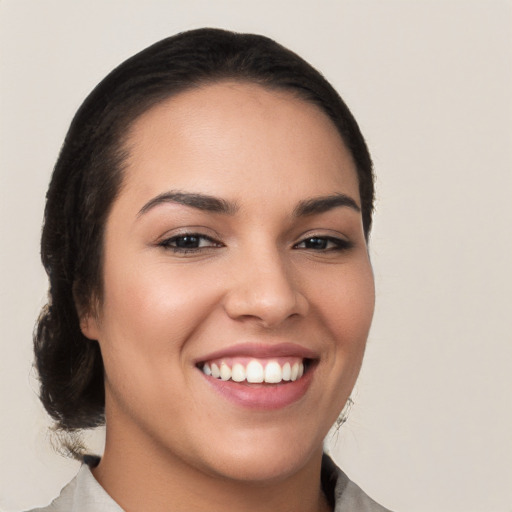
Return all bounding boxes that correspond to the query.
[92,422,331,512]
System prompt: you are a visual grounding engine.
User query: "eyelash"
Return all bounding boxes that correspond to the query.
[158,233,223,254]
[158,233,353,254]
[293,236,353,252]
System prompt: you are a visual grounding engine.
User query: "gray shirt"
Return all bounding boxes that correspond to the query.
[27,456,391,512]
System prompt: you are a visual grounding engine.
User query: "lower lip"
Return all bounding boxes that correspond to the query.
[200,366,315,410]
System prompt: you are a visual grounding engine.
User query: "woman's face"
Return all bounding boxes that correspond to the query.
[84,82,375,482]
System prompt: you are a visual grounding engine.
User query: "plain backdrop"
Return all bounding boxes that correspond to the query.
[1,1,511,511]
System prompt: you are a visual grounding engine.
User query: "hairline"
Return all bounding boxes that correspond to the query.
[85,76,365,321]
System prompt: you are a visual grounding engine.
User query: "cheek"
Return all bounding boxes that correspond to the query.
[313,259,375,344]
[100,260,220,344]
[311,258,375,397]
[96,260,224,400]
[96,262,223,422]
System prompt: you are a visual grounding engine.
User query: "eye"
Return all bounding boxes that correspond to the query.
[294,236,353,251]
[158,233,223,253]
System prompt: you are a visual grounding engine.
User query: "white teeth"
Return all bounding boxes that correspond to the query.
[246,360,264,383]
[211,363,220,379]
[231,363,246,382]
[220,362,231,381]
[264,361,282,383]
[201,359,308,384]
[290,362,299,381]
[282,362,291,381]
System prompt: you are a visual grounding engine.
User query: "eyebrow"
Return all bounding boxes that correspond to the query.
[293,193,360,216]
[137,190,360,218]
[137,191,239,217]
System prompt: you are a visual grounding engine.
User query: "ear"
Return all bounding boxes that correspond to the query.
[73,280,101,340]
[79,312,101,341]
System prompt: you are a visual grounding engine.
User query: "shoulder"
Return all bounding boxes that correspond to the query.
[26,455,390,512]
[23,474,79,512]
[23,464,123,512]
[322,455,393,512]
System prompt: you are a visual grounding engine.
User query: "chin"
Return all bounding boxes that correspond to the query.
[194,431,323,484]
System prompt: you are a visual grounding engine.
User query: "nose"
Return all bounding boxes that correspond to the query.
[222,247,309,328]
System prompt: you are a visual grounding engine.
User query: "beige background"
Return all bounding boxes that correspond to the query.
[1,1,511,511]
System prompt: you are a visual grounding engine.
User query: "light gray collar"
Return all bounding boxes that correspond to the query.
[28,456,391,512]
[27,464,123,512]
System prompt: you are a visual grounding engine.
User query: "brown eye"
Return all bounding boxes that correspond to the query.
[173,235,202,248]
[158,233,222,252]
[294,236,353,251]
[303,237,329,250]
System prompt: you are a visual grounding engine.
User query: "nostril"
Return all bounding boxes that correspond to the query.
[222,266,309,327]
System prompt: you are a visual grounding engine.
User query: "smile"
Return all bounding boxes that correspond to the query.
[200,357,306,384]
[195,344,318,410]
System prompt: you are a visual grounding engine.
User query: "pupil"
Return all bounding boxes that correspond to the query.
[305,237,327,249]
[176,236,199,248]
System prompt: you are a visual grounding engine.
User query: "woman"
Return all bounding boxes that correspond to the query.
[31,28,389,511]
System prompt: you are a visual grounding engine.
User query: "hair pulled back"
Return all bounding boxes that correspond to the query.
[34,28,374,431]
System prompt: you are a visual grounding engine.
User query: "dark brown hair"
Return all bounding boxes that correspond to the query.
[34,28,374,431]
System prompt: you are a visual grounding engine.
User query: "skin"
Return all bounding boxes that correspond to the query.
[82,82,375,512]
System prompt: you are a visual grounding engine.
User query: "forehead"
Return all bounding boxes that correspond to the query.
[121,81,359,205]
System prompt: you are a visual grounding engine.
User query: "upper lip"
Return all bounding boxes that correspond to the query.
[195,342,318,364]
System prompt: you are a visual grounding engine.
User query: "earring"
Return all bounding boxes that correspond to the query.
[335,396,354,431]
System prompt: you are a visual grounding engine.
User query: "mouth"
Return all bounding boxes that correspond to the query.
[197,357,313,384]
[195,344,318,410]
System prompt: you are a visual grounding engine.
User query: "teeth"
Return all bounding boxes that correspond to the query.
[290,362,299,381]
[231,363,246,382]
[282,362,291,381]
[220,362,231,381]
[246,360,264,383]
[264,361,282,383]
[201,358,308,384]
[211,363,220,379]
